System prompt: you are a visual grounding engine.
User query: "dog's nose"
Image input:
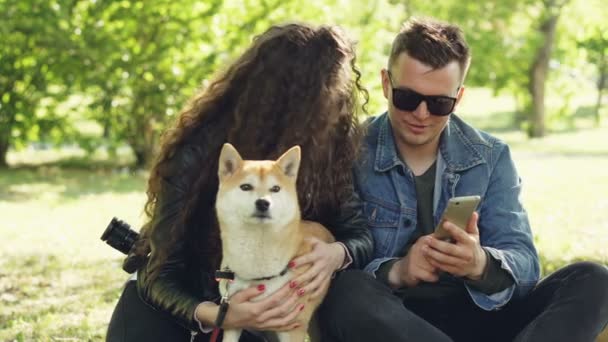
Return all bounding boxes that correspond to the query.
[255,199,270,212]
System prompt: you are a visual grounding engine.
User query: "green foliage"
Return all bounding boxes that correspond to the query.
[2,0,607,167]
[73,0,228,167]
[0,1,81,166]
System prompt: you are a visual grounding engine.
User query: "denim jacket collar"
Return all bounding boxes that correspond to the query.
[373,112,485,173]
[438,115,485,172]
[374,114,406,173]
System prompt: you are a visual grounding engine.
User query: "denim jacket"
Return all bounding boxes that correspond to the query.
[354,113,540,310]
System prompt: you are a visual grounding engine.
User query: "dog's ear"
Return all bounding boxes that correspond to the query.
[276,145,301,179]
[218,143,243,180]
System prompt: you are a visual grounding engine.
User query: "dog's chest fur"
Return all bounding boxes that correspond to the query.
[219,224,300,297]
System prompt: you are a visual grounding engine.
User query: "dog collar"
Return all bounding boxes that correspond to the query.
[251,265,290,281]
[215,265,290,282]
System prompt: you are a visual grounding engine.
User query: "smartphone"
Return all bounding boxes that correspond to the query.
[434,195,481,241]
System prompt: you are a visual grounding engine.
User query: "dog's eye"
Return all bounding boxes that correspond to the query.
[270,185,281,193]
[240,184,253,191]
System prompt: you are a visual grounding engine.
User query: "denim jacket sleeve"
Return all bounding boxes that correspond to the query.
[364,257,399,275]
[465,144,540,310]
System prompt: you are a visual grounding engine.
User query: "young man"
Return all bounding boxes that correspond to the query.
[318,18,608,342]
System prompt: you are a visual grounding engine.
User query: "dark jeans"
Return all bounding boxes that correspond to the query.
[106,280,266,342]
[318,261,608,342]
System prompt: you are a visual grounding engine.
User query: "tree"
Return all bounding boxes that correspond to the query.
[578,28,608,126]
[0,1,78,167]
[528,0,570,137]
[76,0,299,168]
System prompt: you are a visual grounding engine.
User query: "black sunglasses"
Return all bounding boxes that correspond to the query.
[387,72,458,116]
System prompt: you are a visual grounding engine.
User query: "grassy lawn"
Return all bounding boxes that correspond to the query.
[1,89,607,341]
[0,168,147,341]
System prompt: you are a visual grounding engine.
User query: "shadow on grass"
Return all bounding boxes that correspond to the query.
[466,110,521,133]
[572,105,599,119]
[0,162,147,203]
[467,104,605,134]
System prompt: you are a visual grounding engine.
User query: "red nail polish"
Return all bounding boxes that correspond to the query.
[297,288,305,296]
[257,284,265,291]
[289,281,297,288]
[299,304,305,311]
[288,261,296,268]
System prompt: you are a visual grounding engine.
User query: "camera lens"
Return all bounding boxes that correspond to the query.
[101,218,139,255]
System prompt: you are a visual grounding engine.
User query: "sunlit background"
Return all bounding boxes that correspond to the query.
[1,0,607,340]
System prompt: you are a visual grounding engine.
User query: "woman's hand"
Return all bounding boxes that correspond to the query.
[290,229,346,299]
[221,281,305,331]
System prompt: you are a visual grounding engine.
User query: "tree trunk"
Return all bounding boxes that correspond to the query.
[132,141,156,169]
[130,117,158,169]
[595,51,606,127]
[0,139,8,168]
[132,147,149,169]
[0,106,16,169]
[528,13,560,138]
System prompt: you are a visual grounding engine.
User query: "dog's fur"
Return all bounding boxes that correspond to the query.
[215,143,334,342]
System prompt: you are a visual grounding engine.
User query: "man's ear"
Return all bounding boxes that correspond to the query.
[218,143,243,180]
[276,145,301,179]
[455,85,466,107]
[381,69,390,100]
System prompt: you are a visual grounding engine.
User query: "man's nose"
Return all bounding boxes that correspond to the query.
[255,199,270,212]
[412,100,430,120]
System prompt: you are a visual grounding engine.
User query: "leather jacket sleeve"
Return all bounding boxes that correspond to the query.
[136,145,213,331]
[326,188,374,270]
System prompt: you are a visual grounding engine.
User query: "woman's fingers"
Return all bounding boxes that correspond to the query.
[298,268,330,295]
[259,301,305,331]
[230,283,267,303]
[289,238,321,269]
[309,274,331,300]
[255,288,300,323]
[273,321,302,332]
[256,281,294,311]
[291,262,320,289]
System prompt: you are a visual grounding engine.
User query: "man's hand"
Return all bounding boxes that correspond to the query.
[388,236,439,288]
[424,212,487,280]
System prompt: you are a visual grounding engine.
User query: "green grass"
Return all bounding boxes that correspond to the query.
[0,167,147,341]
[1,88,607,341]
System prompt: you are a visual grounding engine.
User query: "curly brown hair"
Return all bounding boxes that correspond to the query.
[139,23,369,278]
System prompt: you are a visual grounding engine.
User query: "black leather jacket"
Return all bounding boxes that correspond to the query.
[136,144,373,331]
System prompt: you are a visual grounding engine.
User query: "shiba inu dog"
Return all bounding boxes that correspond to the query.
[215,143,334,342]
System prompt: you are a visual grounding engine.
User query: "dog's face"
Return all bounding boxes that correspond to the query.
[216,144,301,230]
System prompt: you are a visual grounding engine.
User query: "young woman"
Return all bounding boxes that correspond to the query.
[106,23,373,341]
